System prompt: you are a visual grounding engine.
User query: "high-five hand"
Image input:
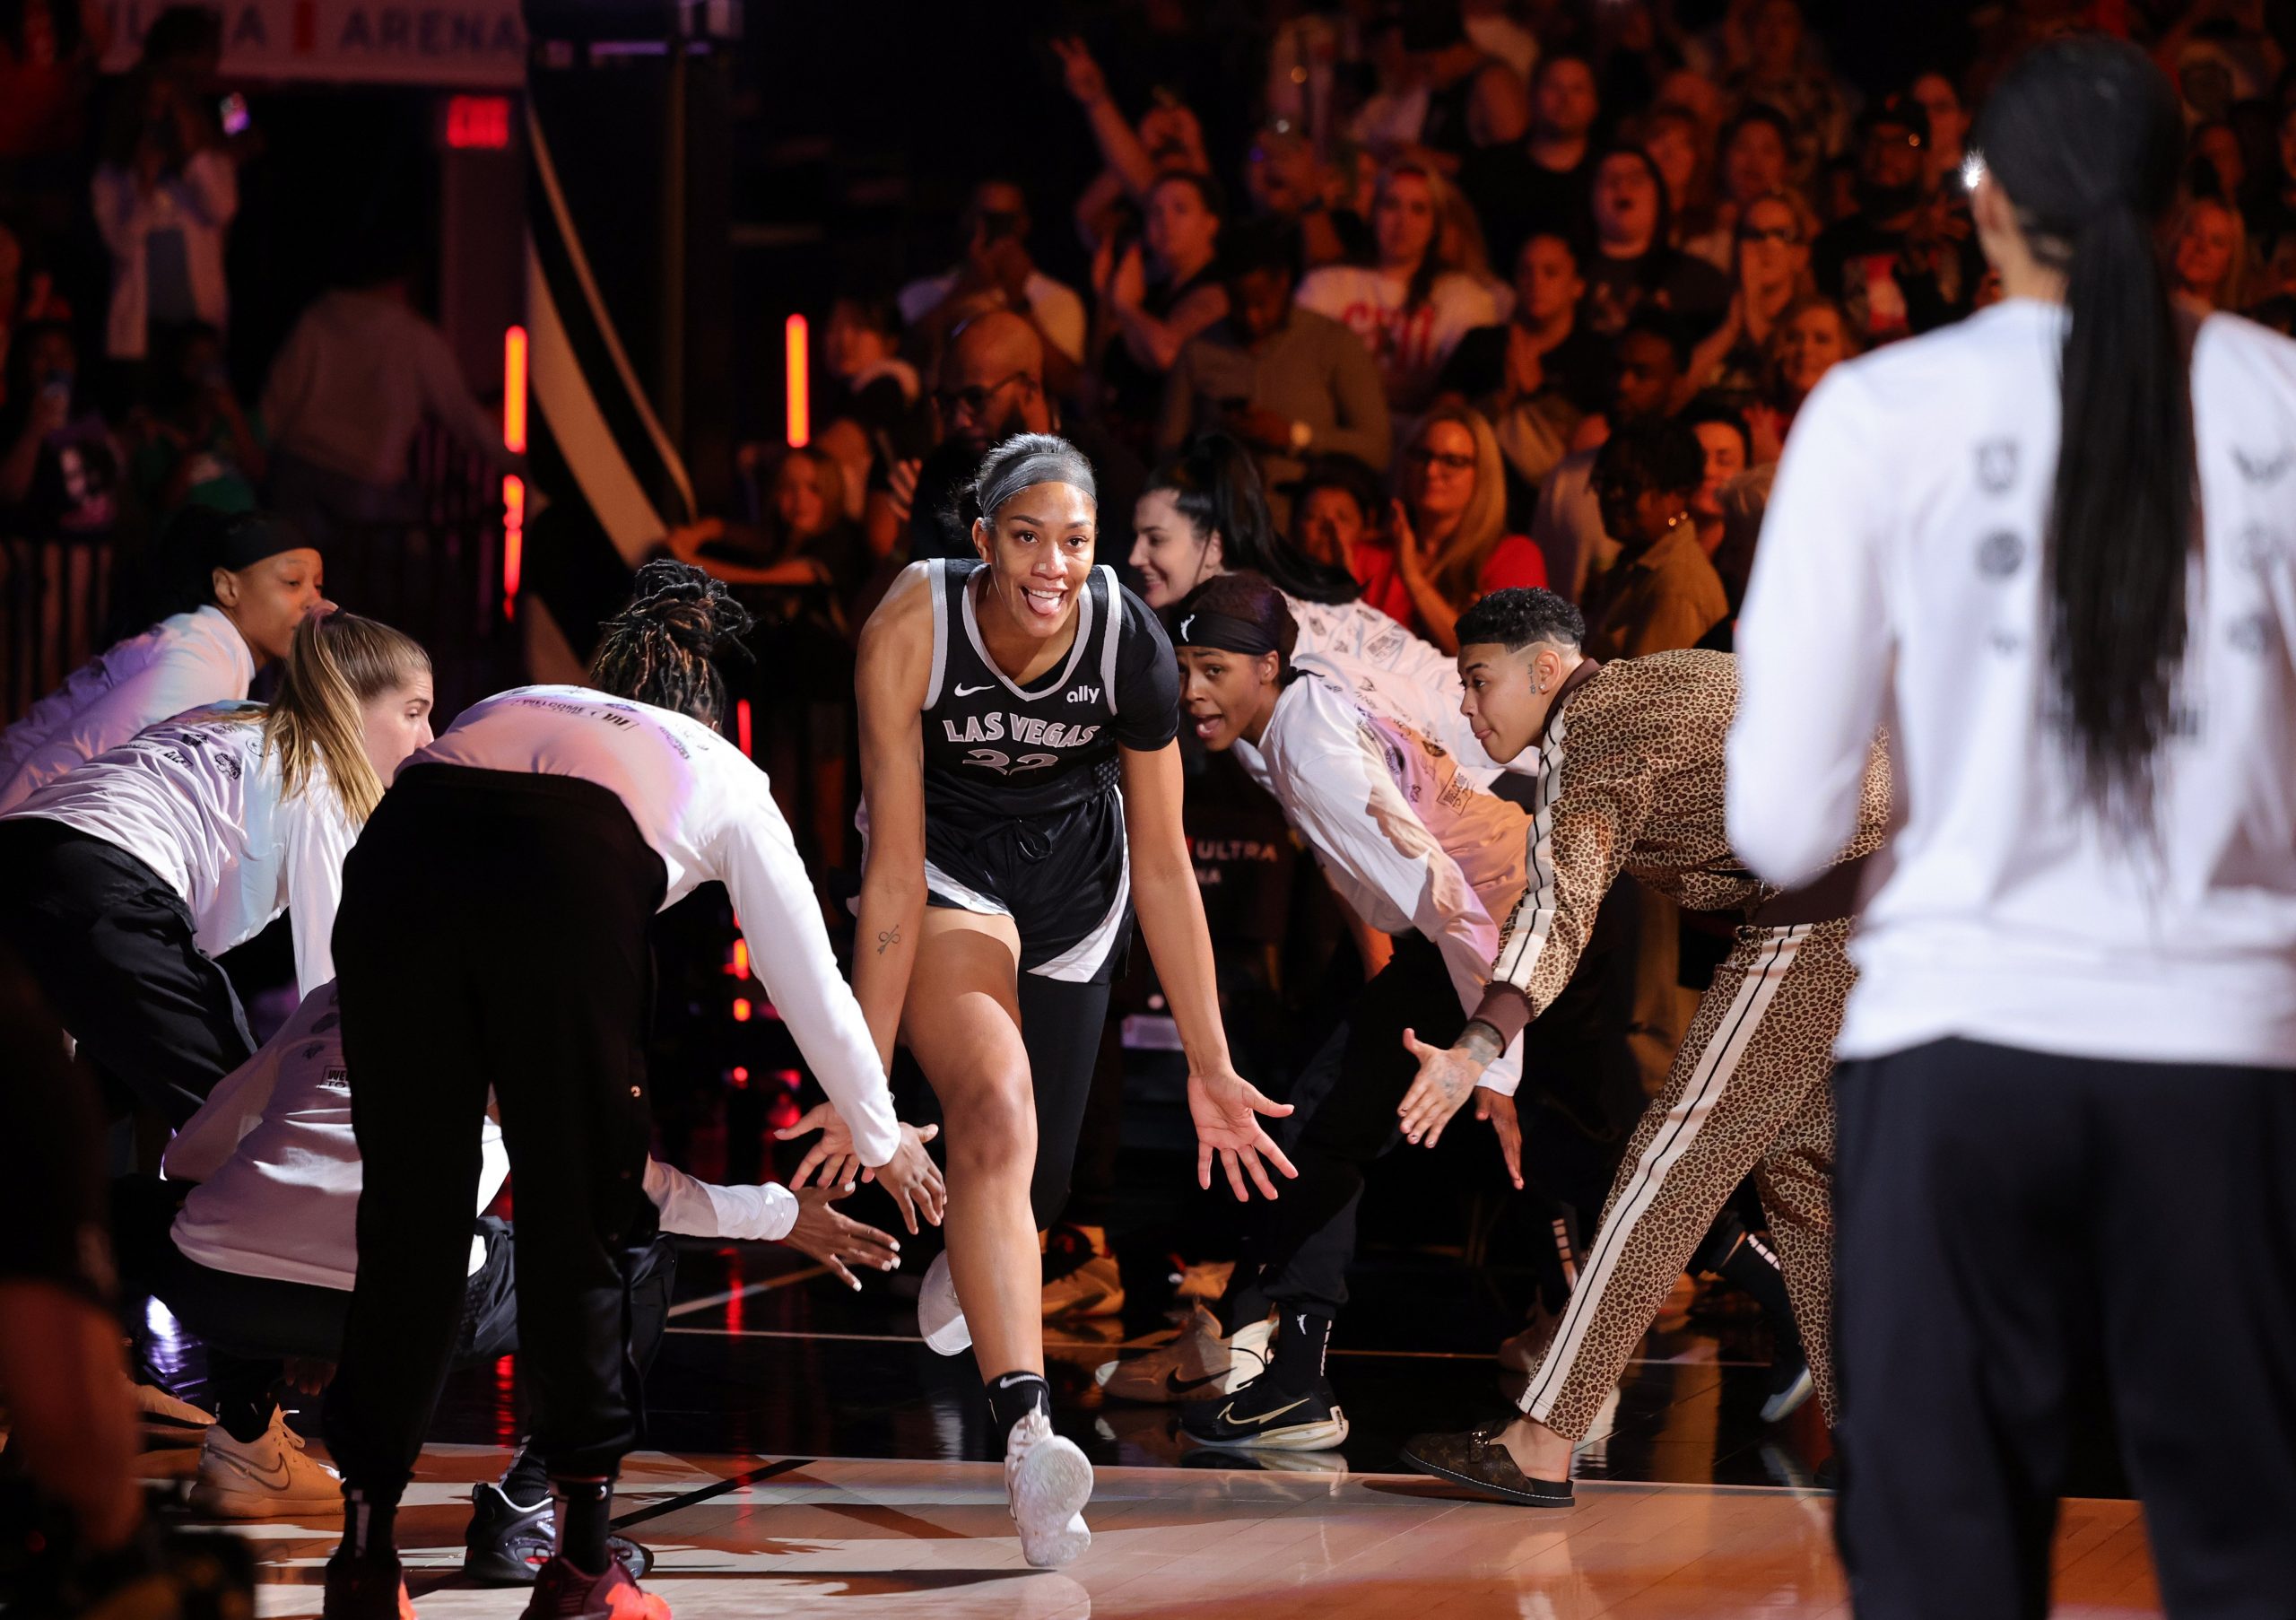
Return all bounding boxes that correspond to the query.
[1397,1023,1500,1146]
[1187,1066,1296,1201]
[774,1102,862,1189]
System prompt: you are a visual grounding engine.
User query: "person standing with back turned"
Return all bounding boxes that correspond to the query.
[1730,38,2296,1619]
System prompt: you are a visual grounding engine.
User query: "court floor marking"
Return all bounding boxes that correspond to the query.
[609,1456,816,1530]
[665,1266,831,1318]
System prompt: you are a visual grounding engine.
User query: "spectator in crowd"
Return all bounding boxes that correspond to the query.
[1243,126,1363,272]
[1052,32,1212,255]
[822,291,918,439]
[1439,231,1609,512]
[1094,170,1228,448]
[882,309,1141,570]
[1909,69,1970,193]
[0,0,108,243]
[128,318,265,521]
[1678,396,1752,566]
[1751,294,1857,457]
[1438,55,1535,186]
[1286,453,1386,579]
[1580,414,1726,661]
[1463,50,1600,279]
[0,318,119,535]
[1347,10,1434,161]
[1723,0,1852,189]
[1812,95,1981,345]
[1533,310,1688,603]
[1161,217,1390,527]
[899,179,1087,393]
[1640,102,1719,254]
[1375,404,1546,652]
[259,252,520,545]
[1581,145,1730,340]
[2189,118,2245,203]
[1298,161,1500,415]
[1686,190,1815,404]
[1685,103,1796,269]
[2170,194,2248,316]
[2245,96,2296,294]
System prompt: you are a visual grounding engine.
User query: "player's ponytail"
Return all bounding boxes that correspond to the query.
[589,558,756,727]
[261,611,431,823]
[1145,429,1361,606]
[1974,36,2191,834]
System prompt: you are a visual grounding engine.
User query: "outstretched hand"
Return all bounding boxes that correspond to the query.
[1476,1090,1525,1190]
[775,1101,862,1189]
[783,1184,902,1290]
[1187,1067,1296,1201]
[1396,1026,1490,1147]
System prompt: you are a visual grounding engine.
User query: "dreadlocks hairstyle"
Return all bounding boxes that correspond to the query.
[1973,35,2190,834]
[589,559,756,728]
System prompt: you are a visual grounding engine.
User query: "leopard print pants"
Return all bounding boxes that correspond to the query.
[1517,917,1854,1440]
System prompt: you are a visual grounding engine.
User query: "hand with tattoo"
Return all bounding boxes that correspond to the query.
[1396,1020,1504,1147]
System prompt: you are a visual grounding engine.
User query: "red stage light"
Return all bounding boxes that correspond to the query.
[501,326,528,622]
[785,314,809,448]
[732,997,752,1023]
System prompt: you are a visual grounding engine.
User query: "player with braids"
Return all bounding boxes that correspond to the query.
[318,561,940,1620]
[587,558,756,725]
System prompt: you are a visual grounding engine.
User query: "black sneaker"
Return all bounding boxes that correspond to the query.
[461,1483,653,1586]
[1178,1369,1348,1451]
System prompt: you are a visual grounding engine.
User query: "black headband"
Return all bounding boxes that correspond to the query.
[1174,608,1281,658]
[212,515,311,574]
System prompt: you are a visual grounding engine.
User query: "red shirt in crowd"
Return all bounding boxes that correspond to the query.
[1348,532,1548,638]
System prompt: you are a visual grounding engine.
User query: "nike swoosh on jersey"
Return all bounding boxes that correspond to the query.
[1219,1395,1312,1427]
[953,682,994,697]
[1163,1369,1222,1395]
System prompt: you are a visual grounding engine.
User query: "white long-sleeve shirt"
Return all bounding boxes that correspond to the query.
[1235,656,1530,1093]
[260,288,510,487]
[1730,300,2296,1067]
[0,606,256,814]
[1283,592,1514,780]
[413,686,903,1164]
[165,981,799,1290]
[2,704,352,995]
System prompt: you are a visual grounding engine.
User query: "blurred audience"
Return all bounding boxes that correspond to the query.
[1160,216,1391,529]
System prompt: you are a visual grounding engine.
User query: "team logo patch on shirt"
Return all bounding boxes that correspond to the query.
[1976,531,2024,579]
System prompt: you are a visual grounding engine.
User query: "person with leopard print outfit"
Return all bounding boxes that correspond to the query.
[1391,587,1888,1508]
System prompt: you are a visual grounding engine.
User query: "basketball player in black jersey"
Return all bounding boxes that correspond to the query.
[838,433,1292,1567]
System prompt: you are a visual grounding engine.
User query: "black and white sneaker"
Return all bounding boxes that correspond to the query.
[459,1483,653,1586]
[1178,1370,1348,1452]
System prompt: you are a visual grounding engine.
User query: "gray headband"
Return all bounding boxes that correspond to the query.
[976,438,1098,525]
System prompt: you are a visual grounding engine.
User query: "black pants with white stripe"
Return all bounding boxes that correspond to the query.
[1835,1039,2296,1620]
[323,766,669,1494]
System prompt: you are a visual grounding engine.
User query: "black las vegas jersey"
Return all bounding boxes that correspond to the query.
[920,560,1179,823]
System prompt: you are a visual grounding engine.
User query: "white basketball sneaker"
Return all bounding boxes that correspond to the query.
[1095,1305,1273,1405]
[1004,1408,1092,1569]
[190,1407,343,1518]
[919,1249,972,1355]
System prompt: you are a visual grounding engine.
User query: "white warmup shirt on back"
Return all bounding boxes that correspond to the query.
[1730,300,2296,1068]
[1235,654,1530,1093]
[1,703,352,994]
[1276,592,1513,780]
[412,685,904,1164]
[0,606,256,814]
[166,981,803,1291]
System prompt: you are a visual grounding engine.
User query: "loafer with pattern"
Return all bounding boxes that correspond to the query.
[1400,1420,1575,1507]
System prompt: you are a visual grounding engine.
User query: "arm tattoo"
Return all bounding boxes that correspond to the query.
[875,928,901,955]
[1457,1020,1506,1066]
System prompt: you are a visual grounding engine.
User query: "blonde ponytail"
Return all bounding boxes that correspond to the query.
[262,612,431,823]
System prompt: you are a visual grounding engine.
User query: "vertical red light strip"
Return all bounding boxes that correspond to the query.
[784,314,808,448]
[501,326,529,621]
[735,697,752,757]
